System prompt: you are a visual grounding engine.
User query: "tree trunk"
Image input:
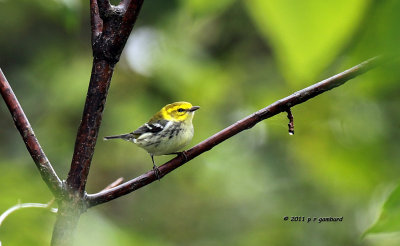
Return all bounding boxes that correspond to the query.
[51,198,84,246]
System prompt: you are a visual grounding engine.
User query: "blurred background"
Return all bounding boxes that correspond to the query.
[1,0,400,245]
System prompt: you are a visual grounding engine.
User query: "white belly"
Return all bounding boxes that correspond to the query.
[135,123,194,156]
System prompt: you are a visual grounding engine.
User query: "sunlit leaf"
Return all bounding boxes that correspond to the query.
[365,184,400,235]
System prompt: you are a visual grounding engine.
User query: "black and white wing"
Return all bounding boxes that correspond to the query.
[104,120,170,142]
[131,119,170,137]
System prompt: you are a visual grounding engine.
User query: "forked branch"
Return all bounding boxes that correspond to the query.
[66,0,144,195]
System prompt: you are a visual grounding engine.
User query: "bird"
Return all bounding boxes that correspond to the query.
[104,101,200,179]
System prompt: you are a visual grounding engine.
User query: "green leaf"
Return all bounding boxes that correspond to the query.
[365,184,400,235]
[245,0,370,84]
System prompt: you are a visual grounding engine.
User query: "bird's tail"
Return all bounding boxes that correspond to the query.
[103,133,133,141]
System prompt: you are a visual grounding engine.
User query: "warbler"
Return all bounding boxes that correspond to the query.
[104,101,200,178]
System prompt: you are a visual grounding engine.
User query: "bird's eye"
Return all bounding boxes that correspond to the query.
[177,108,185,113]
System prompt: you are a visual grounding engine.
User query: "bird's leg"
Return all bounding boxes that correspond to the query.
[151,154,161,180]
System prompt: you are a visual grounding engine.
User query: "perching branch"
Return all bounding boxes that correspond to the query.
[0,69,62,195]
[86,56,382,207]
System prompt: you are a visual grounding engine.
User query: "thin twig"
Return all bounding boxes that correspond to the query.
[286,109,294,135]
[86,56,382,207]
[114,0,145,62]
[90,0,103,43]
[0,202,58,226]
[101,177,124,191]
[97,0,112,20]
[0,69,62,195]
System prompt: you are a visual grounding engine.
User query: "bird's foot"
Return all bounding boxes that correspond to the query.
[168,151,188,161]
[179,151,188,161]
[153,165,161,181]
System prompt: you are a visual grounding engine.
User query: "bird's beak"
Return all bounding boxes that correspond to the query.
[188,106,200,112]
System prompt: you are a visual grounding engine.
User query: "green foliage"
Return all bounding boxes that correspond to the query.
[1,0,400,245]
[365,184,400,235]
[180,0,236,16]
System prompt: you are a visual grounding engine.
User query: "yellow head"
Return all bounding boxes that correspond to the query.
[151,102,200,122]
